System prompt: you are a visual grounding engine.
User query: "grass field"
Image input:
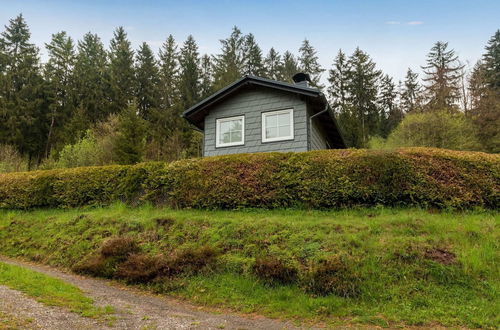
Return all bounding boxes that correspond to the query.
[0,203,498,328]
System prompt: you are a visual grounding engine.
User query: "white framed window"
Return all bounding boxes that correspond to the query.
[262,109,294,143]
[216,115,245,147]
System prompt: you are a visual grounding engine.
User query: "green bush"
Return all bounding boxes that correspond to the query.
[51,131,105,168]
[0,148,498,210]
[385,111,482,151]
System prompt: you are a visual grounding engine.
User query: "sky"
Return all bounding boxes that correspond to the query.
[1,0,499,83]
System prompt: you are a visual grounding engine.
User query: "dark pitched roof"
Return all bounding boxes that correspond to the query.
[182,75,346,148]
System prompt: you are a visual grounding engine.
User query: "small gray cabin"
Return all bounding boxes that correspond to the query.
[182,73,346,157]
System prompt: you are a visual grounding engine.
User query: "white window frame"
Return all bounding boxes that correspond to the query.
[261,108,294,143]
[215,115,245,148]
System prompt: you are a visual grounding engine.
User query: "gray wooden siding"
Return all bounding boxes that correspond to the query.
[308,106,328,150]
[204,88,308,156]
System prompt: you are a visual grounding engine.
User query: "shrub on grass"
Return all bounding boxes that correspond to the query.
[253,256,299,285]
[304,255,361,298]
[72,254,118,278]
[100,237,140,258]
[166,246,219,276]
[116,253,167,283]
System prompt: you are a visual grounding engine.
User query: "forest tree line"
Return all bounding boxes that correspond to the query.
[0,14,498,172]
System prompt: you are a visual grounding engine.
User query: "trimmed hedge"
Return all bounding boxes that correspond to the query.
[0,148,498,210]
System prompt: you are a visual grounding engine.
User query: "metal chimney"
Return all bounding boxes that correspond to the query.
[292,72,311,87]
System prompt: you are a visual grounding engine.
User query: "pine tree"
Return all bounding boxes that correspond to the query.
[200,54,214,98]
[242,33,264,76]
[263,47,282,80]
[135,42,160,121]
[421,41,464,111]
[44,31,76,156]
[114,101,146,164]
[482,29,500,90]
[378,74,402,137]
[73,32,109,125]
[108,27,135,114]
[344,47,381,147]
[280,51,299,82]
[400,68,422,113]
[298,39,324,87]
[213,26,244,90]
[0,14,46,163]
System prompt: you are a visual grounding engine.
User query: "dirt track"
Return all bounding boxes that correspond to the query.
[0,257,304,330]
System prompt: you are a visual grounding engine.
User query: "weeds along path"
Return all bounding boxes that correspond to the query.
[0,256,303,330]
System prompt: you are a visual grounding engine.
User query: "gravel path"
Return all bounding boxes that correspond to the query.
[0,257,304,330]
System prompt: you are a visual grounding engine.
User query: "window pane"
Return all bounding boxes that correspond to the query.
[220,121,230,135]
[230,119,242,132]
[231,130,242,142]
[266,127,278,139]
[278,125,290,137]
[266,114,277,127]
[277,113,290,126]
[221,132,231,144]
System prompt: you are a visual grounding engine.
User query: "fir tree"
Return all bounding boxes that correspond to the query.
[421,41,464,111]
[158,35,179,110]
[469,61,500,152]
[114,101,146,164]
[263,47,282,80]
[44,31,76,156]
[378,74,402,137]
[178,35,200,109]
[177,35,202,157]
[482,29,500,89]
[345,47,381,147]
[200,54,214,98]
[400,68,421,113]
[73,32,109,125]
[242,33,264,76]
[327,49,350,111]
[468,61,488,110]
[298,39,324,87]
[280,51,299,82]
[146,35,180,161]
[108,26,135,114]
[135,42,160,121]
[0,14,46,163]
[213,26,244,90]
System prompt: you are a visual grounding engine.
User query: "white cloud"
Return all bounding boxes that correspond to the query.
[385,21,400,25]
[407,21,424,25]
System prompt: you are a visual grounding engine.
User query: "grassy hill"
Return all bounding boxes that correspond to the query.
[1,204,498,328]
